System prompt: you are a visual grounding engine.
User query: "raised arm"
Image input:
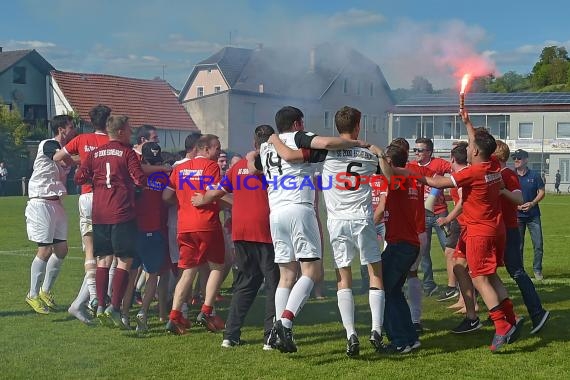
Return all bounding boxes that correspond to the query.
[460,109,475,143]
[309,136,369,150]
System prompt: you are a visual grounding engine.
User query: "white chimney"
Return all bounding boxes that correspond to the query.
[309,47,316,73]
[258,83,264,93]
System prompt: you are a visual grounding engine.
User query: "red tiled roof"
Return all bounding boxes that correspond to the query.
[51,70,198,131]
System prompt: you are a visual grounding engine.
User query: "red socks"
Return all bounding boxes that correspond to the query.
[281,310,295,321]
[95,267,110,307]
[489,298,517,335]
[201,304,214,316]
[110,268,129,310]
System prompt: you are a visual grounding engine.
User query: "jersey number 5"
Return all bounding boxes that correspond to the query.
[345,162,362,191]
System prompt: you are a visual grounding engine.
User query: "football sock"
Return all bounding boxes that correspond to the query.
[96,267,110,307]
[107,261,117,298]
[500,298,517,326]
[201,304,214,316]
[489,305,512,335]
[407,276,423,324]
[42,254,64,292]
[71,275,90,309]
[110,268,129,310]
[369,288,385,333]
[281,310,295,328]
[337,288,356,339]
[275,287,291,321]
[29,256,47,298]
[85,259,97,302]
[282,275,314,326]
[170,309,183,321]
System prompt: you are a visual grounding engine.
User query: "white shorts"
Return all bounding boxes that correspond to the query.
[410,231,428,271]
[270,204,322,264]
[328,219,381,268]
[78,192,93,236]
[25,198,68,244]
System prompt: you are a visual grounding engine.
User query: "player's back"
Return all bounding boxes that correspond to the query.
[322,146,379,219]
[64,132,109,193]
[260,131,317,210]
[169,156,221,232]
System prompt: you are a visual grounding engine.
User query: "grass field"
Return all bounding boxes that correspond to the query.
[1,195,569,379]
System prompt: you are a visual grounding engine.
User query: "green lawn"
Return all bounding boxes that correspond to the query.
[0,195,569,379]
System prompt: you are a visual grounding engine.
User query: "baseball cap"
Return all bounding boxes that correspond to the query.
[142,142,163,165]
[511,149,528,160]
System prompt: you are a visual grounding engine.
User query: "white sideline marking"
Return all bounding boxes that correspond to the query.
[0,247,84,260]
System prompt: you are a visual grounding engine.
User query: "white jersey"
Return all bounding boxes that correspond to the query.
[28,139,69,198]
[322,146,379,220]
[260,131,321,211]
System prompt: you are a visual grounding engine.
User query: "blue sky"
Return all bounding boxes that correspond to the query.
[2,0,569,90]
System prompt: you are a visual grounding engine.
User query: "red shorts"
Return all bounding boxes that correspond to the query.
[465,232,505,278]
[453,227,467,260]
[177,229,225,269]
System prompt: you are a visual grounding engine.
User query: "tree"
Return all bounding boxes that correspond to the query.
[530,46,570,89]
[488,71,531,93]
[411,76,434,93]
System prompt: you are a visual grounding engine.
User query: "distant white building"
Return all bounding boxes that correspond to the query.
[179,43,395,155]
[388,92,570,191]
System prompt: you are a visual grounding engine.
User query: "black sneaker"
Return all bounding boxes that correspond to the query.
[451,317,483,334]
[369,330,383,352]
[424,286,439,297]
[530,310,550,334]
[413,322,424,334]
[381,343,412,355]
[273,320,297,353]
[346,334,360,357]
[437,286,459,302]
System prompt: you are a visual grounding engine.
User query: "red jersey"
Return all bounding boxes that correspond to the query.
[136,174,168,232]
[417,157,451,214]
[385,176,420,246]
[500,167,521,229]
[75,140,146,224]
[168,156,222,233]
[63,132,109,193]
[450,166,468,226]
[406,162,434,234]
[450,160,503,236]
[371,175,387,214]
[221,159,272,243]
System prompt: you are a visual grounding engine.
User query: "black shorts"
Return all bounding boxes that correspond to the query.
[93,220,137,258]
[445,220,461,249]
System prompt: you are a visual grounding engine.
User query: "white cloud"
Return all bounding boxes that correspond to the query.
[3,40,56,50]
[162,35,222,54]
[328,8,385,29]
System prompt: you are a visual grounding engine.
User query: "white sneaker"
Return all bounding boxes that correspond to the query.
[262,344,274,351]
[68,304,94,325]
[136,312,148,332]
[121,314,132,330]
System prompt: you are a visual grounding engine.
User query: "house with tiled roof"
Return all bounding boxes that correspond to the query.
[49,71,199,151]
[388,92,570,190]
[179,43,395,154]
[0,48,54,126]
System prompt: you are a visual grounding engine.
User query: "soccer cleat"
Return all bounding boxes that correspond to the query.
[197,312,225,332]
[104,306,125,329]
[346,334,360,357]
[413,322,424,334]
[437,286,460,302]
[166,318,187,335]
[451,317,483,334]
[39,289,57,310]
[381,343,412,355]
[135,312,149,333]
[265,326,278,350]
[121,314,132,330]
[489,318,524,352]
[26,296,49,314]
[530,310,550,334]
[221,339,243,348]
[425,286,439,297]
[87,298,98,318]
[68,304,94,325]
[273,320,297,353]
[369,330,383,352]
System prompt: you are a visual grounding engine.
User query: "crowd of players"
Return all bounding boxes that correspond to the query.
[23,103,550,356]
